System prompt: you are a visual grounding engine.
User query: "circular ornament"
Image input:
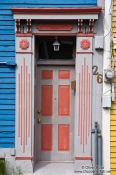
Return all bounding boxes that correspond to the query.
[19,39,29,50]
[80,39,90,50]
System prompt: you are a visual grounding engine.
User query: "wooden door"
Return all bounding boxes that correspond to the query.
[37,66,75,161]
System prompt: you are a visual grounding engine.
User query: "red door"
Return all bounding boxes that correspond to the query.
[37,66,75,161]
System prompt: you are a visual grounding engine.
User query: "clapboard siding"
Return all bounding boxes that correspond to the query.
[0,21,14,26]
[0,53,15,57]
[0,46,15,52]
[0,67,15,148]
[0,0,97,148]
[0,10,12,15]
[0,58,15,62]
[0,41,15,46]
[111,0,116,174]
[0,35,15,41]
[0,0,97,4]
[0,30,15,35]
[0,16,14,21]
[0,26,14,30]
[0,133,15,137]
[0,99,15,104]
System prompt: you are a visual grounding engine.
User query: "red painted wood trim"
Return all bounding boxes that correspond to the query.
[26,66,28,145]
[23,59,26,153]
[88,73,91,136]
[18,74,20,137]
[16,33,32,37]
[35,33,94,37]
[81,65,83,145]
[78,73,81,136]
[16,52,33,54]
[12,7,102,15]
[76,52,94,54]
[28,73,31,137]
[86,65,88,144]
[35,33,77,36]
[21,66,23,145]
[75,157,92,160]
[83,59,86,152]
[15,157,33,160]
[37,24,73,31]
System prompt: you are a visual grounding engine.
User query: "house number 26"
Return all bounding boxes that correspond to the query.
[92,65,103,84]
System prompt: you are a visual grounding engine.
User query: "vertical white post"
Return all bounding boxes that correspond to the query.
[74,36,93,173]
[15,34,34,173]
[102,0,112,174]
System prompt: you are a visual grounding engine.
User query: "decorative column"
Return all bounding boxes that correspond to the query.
[74,34,93,173]
[15,20,34,173]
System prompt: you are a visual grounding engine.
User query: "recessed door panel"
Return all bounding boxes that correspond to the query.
[58,85,70,116]
[41,85,53,116]
[41,70,53,79]
[58,70,70,79]
[41,124,53,151]
[58,124,70,151]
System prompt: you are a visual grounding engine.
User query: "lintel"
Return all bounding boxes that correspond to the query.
[12,7,101,20]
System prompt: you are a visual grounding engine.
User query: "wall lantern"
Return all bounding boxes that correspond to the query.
[53,37,60,51]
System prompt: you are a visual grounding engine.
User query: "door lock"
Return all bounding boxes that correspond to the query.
[37,117,41,124]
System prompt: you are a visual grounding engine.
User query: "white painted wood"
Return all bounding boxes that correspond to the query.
[15,35,35,161]
[102,0,112,174]
[74,36,93,173]
[31,35,35,160]
[13,14,98,20]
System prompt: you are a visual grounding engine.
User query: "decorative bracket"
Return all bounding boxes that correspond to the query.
[78,19,83,33]
[15,19,32,34]
[89,19,94,33]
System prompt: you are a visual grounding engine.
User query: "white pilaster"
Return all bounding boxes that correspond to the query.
[74,36,93,173]
[15,34,35,173]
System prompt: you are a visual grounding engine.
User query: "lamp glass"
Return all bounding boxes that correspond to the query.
[53,39,60,51]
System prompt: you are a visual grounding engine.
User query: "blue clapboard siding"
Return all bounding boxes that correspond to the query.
[0,66,15,147]
[0,0,97,4]
[0,115,15,121]
[0,0,97,148]
[0,30,15,35]
[0,121,15,126]
[0,99,15,104]
[0,41,15,46]
[0,133,15,138]
[0,73,15,78]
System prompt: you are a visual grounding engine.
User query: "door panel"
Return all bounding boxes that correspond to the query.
[58,124,70,151]
[58,70,70,79]
[58,85,70,116]
[38,66,75,161]
[41,124,53,151]
[41,85,53,116]
[41,70,53,80]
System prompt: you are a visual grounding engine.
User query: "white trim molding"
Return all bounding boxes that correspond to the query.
[102,0,112,174]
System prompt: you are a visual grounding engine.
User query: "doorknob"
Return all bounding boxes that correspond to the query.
[71,80,76,91]
[37,110,41,124]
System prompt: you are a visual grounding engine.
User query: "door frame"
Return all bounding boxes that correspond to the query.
[13,8,102,173]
